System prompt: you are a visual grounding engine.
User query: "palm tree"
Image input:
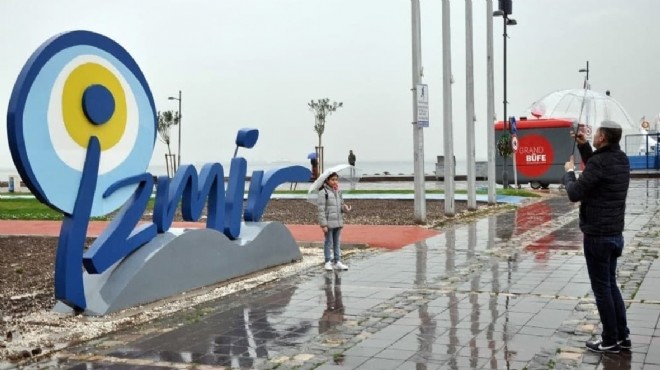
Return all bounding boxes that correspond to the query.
[157,110,180,177]
[308,98,343,172]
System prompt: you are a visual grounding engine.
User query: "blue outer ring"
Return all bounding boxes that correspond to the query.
[6,30,157,214]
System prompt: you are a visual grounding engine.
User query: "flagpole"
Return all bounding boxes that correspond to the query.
[442,0,455,216]
[465,0,477,210]
[486,0,497,204]
[411,0,426,222]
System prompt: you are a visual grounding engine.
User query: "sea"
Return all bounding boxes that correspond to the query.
[0,159,486,193]
[145,159,471,177]
[0,160,472,181]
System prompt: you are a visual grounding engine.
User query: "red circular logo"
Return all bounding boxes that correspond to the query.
[515,134,554,177]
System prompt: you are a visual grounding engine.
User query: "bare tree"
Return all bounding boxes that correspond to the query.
[157,110,180,177]
[308,98,343,172]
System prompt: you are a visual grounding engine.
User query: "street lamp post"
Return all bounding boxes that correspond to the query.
[168,90,182,169]
[579,61,590,83]
[494,1,516,188]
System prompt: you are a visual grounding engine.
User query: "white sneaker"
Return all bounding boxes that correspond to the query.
[324,262,333,271]
[334,261,348,270]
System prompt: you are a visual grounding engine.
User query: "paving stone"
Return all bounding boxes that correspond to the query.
[23,183,660,370]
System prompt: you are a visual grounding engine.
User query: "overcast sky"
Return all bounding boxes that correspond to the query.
[1,0,658,171]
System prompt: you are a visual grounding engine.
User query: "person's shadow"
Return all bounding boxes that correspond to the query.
[319,271,344,334]
[601,351,632,370]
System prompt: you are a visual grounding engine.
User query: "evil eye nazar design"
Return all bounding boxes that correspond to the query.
[7,30,156,217]
[7,30,313,314]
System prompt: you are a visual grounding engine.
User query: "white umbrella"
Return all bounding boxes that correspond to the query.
[307,164,361,204]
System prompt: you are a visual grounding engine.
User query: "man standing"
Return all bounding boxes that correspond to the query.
[348,150,356,166]
[310,156,319,181]
[562,121,631,354]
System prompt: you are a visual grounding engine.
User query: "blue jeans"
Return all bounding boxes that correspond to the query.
[324,227,342,263]
[583,234,629,345]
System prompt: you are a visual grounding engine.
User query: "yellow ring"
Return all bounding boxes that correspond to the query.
[62,63,127,151]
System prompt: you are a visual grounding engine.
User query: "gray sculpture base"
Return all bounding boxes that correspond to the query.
[54,222,301,316]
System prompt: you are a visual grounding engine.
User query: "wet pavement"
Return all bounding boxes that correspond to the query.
[24,179,660,369]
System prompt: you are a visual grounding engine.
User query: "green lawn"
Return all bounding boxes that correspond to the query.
[0,198,66,220]
[0,198,156,220]
[0,188,536,220]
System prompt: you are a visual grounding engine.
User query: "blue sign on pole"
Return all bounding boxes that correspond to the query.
[509,116,517,134]
[416,84,429,127]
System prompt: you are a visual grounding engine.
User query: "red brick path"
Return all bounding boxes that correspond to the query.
[0,221,438,250]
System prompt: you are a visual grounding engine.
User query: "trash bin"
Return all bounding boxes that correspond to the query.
[8,175,22,193]
[435,155,456,180]
[495,118,583,189]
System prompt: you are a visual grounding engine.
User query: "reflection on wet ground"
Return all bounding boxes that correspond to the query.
[33,180,660,369]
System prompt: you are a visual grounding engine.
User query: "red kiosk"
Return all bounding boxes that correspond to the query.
[495,118,583,189]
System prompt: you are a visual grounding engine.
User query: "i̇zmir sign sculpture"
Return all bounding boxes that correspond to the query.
[7,30,310,315]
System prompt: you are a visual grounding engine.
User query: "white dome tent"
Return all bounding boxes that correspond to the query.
[632,117,659,165]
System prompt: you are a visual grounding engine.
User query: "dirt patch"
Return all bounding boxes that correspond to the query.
[0,199,473,320]
[0,197,523,364]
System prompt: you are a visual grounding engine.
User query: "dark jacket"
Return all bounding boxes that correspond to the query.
[562,142,630,235]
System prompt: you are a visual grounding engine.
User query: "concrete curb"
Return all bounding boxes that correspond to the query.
[297,242,370,250]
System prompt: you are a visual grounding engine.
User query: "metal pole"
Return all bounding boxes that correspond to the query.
[512,117,518,187]
[486,0,497,204]
[411,0,426,223]
[585,61,589,81]
[442,0,455,216]
[501,16,509,188]
[465,0,476,210]
[177,90,182,167]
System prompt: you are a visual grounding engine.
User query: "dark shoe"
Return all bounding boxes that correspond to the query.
[618,337,631,350]
[586,338,621,353]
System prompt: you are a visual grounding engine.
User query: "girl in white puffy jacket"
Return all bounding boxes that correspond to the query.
[317,172,351,271]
